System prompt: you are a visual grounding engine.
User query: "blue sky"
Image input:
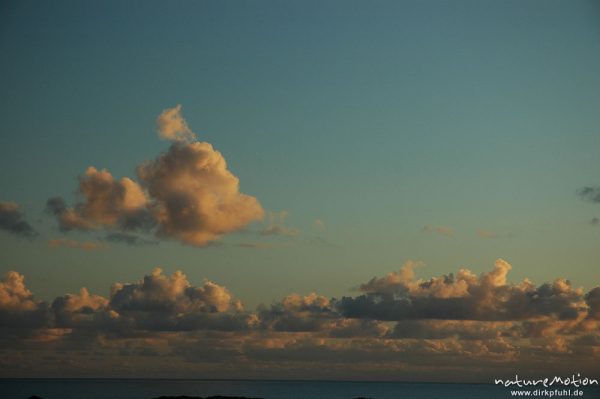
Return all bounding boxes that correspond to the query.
[1,0,600,309]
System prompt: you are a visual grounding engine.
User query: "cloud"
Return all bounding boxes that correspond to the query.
[156,104,196,143]
[258,292,335,332]
[107,268,254,332]
[137,140,264,246]
[0,202,36,238]
[51,287,110,328]
[578,186,600,203]
[48,238,106,251]
[423,225,454,237]
[477,230,498,239]
[47,106,264,247]
[338,259,589,322]
[314,219,326,231]
[103,232,158,246]
[0,271,50,328]
[45,167,153,232]
[260,211,298,237]
[1,262,599,380]
[235,242,279,249]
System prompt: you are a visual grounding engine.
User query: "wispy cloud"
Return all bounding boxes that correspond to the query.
[578,186,600,203]
[260,211,299,237]
[423,225,454,237]
[477,230,498,239]
[314,218,326,231]
[48,238,106,251]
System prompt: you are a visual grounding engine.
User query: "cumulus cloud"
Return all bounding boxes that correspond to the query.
[423,225,454,237]
[47,105,264,247]
[260,211,299,237]
[156,104,196,143]
[0,202,36,238]
[107,268,254,332]
[45,167,153,232]
[2,261,599,380]
[258,292,335,332]
[0,271,49,328]
[137,140,264,246]
[578,186,600,203]
[338,259,589,322]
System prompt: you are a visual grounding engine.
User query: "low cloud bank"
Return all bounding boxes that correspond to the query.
[1,259,598,379]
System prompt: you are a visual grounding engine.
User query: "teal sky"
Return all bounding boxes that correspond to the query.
[1,0,600,309]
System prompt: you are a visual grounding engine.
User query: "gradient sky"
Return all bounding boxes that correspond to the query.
[1,0,600,380]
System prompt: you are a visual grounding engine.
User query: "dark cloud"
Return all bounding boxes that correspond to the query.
[578,186,600,203]
[0,202,36,238]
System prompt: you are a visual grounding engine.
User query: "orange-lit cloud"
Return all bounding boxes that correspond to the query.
[47,105,264,247]
[1,261,598,380]
[156,104,196,143]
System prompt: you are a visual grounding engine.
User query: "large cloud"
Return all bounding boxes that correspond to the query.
[1,261,599,380]
[0,202,36,238]
[47,105,263,246]
[337,259,588,322]
[137,140,264,246]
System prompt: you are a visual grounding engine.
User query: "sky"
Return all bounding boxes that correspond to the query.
[1,0,599,381]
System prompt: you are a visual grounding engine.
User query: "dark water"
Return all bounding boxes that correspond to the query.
[1,379,599,399]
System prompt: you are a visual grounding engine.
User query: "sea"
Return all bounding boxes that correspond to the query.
[1,379,599,399]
